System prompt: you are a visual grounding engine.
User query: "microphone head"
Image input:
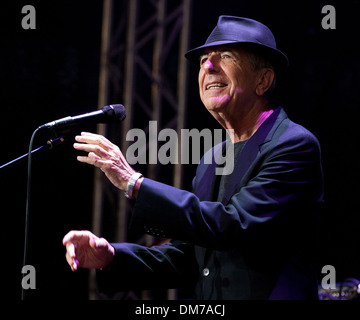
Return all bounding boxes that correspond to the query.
[102,104,127,122]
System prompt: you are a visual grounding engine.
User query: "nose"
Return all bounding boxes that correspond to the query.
[202,54,219,73]
[204,59,214,72]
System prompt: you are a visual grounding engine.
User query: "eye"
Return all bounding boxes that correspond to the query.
[221,52,233,59]
[200,56,208,67]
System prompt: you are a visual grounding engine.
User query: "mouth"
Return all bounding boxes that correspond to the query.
[206,82,228,90]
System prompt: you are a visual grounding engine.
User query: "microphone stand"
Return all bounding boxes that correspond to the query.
[1,133,66,300]
[0,136,65,171]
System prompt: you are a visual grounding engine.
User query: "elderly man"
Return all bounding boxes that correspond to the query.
[63,16,323,300]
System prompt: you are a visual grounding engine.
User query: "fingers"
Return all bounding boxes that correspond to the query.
[65,243,78,272]
[73,132,135,191]
[74,141,110,157]
[66,242,76,259]
[62,230,95,272]
[74,132,114,152]
[73,132,119,166]
[63,231,115,271]
[76,152,106,167]
[62,230,92,245]
[63,231,80,271]
[74,143,110,161]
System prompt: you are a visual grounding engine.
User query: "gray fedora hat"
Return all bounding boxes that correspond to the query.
[185,16,289,76]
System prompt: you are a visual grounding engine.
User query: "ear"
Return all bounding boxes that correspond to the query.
[255,68,275,96]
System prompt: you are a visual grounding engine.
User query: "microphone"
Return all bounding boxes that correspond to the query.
[39,104,126,129]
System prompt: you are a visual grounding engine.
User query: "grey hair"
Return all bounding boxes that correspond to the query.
[242,45,277,100]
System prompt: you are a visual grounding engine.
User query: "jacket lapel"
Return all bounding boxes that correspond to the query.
[220,107,286,204]
[193,141,223,201]
[194,107,287,203]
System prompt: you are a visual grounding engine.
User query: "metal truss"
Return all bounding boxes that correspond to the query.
[89,0,192,300]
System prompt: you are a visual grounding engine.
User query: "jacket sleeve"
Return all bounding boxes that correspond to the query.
[96,239,198,295]
[130,126,323,250]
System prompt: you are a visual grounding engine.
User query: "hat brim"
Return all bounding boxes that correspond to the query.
[185,41,289,77]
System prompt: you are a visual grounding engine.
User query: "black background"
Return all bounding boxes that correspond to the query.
[1,0,360,303]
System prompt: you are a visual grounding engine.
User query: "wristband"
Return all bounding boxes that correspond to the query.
[124,172,143,199]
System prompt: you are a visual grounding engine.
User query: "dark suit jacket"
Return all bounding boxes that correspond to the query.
[97,107,324,300]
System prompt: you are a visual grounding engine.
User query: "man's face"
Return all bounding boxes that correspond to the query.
[198,45,259,116]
